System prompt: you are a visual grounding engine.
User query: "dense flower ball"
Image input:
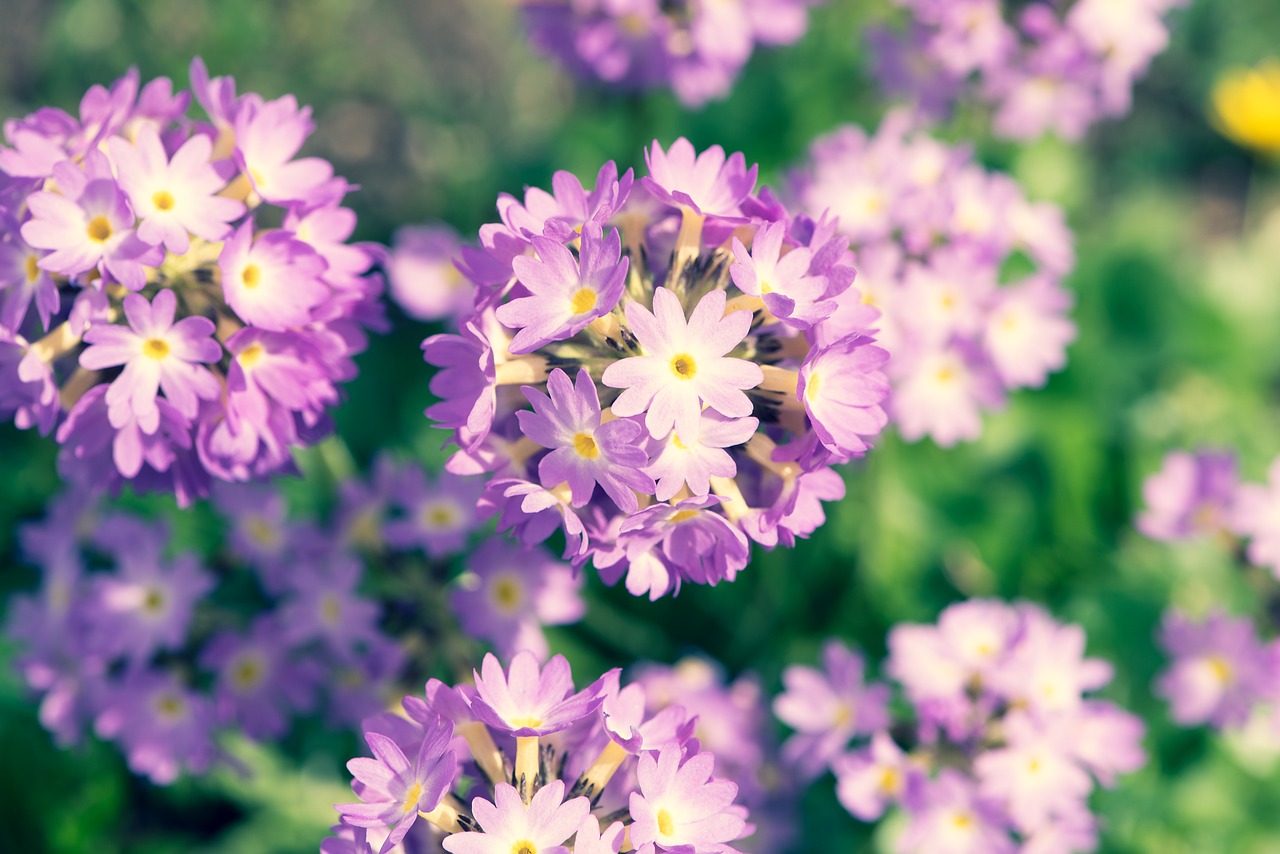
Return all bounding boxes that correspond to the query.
[328,651,753,854]
[774,601,1146,853]
[788,112,1075,446]
[0,61,385,505]
[870,0,1188,140]
[521,0,823,107]
[424,139,891,597]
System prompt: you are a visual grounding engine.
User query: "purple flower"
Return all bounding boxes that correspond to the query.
[519,368,653,512]
[643,139,758,218]
[451,539,585,660]
[833,731,922,822]
[219,221,329,330]
[628,744,747,854]
[617,495,751,590]
[603,288,762,443]
[644,411,757,502]
[202,619,321,740]
[729,220,832,327]
[498,225,629,354]
[443,780,590,854]
[93,670,217,785]
[233,94,335,205]
[80,289,222,428]
[337,716,459,854]
[1232,457,1280,576]
[0,229,59,331]
[898,770,1015,854]
[773,640,891,778]
[1156,609,1273,729]
[470,651,610,737]
[387,223,472,322]
[88,549,212,664]
[1138,449,1238,542]
[277,555,381,654]
[383,465,483,557]
[798,335,891,459]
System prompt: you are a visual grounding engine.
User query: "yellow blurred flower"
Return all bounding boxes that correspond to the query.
[1211,60,1280,157]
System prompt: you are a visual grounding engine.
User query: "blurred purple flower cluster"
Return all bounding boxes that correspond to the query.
[774,600,1146,853]
[789,112,1075,445]
[1137,450,1280,736]
[5,456,587,784]
[520,0,822,108]
[328,651,753,854]
[0,61,385,504]
[870,0,1188,140]
[424,138,892,598]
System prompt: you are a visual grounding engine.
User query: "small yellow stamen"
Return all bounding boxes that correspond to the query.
[401,781,423,814]
[569,287,597,315]
[492,576,522,610]
[511,842,537,854]
[510,716,544,729]
[420,502,457,528]
[24,254,40,283]
[879,767,900,794]
[142,338,170,360]
[1207,655,1234,684]
[805,371,821,402]
[573,431,600,459]
[142,587,165,613]
[238,343,266,368]
[670,509,699,523]
[86,215,113,243]
[155,694,185,720]
[321,594,341,625]
[657,808,675,837]
[232,657,264,691]
[952,813,973,830]
[935,367,956,383]
[670,354,697,380]
[152,190,176,211]
[241,263,262,289]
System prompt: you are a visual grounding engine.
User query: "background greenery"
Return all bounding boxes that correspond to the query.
[2,0,1280,851]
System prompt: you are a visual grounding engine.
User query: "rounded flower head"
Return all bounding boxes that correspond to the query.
[423,140,890,597]
[0,61,381,504]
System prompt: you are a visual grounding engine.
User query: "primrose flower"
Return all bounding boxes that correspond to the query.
[0,61,383,503]
[521,0,822,108]
[1231,457,1280,577]
[789,113,1074,445]
[424,139,891,596]
[869,0,1188,141]
[386,223,472,322]
[1137,450,1238,542]
[326,654,753,854]
[1211,59,1280,157]
[779,600,1147,850]
[1155,610,1274,730]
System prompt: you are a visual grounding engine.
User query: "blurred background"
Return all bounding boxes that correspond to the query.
[2,0,1280,851]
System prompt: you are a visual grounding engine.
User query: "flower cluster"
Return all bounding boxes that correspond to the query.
[788,112,1074,446]
[0,60,385,505]
[327,651,752,854]
[520,0,822,108]
[774,601,1146,853]
[424,138,891,597]
[870,0,1188,140]
[5,455,587,783]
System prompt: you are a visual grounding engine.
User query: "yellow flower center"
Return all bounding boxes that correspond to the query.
[152,190,176,211]
[569,287,597,315]
[492,576,522,611]
[657,808,675,837]
[935,366,956,383]
[242,263,262,289]
[24,254,40,283]
[1206,655,1234,684]
[401,781,423,813]
[232,656,264,691]
[142,338,170,360]
[321,594,341,626]
[155,694,185,720]
[879,767,900,794]
[239,343,266,368]
[421,502,457,528]
[142,587,165,613]
[511,842,538,854]
[760,279,774,295]
[573,431,600,459]
[670,354,697,380]
[86,215,113,243]
[670,509,699,523]
[952,813,973,830]
[509,715,544,729]
[805,371,821,402]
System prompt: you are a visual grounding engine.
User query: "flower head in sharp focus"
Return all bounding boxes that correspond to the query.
[424,139,892,598]
[519,1,822,108]
[0,60,383,504]
[325,654,754,854]
[788,112,1075,447]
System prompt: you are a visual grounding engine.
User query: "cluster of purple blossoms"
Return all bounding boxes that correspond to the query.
[774,601,1146,853]
[5,454,589,784]
[1136,449,1280,737]
[520,0,822,108]
[870,0,1188,140]
[327,651,752,854]
[788,112,1074,446]
[0,61,385,505]
[423,138,892,597]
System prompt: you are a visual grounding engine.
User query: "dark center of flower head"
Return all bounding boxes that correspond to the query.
[86,215,113,243]
[670,354,697,379]
[152,190,176,211]
[511,842,537,854]
[143,338,170,360]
